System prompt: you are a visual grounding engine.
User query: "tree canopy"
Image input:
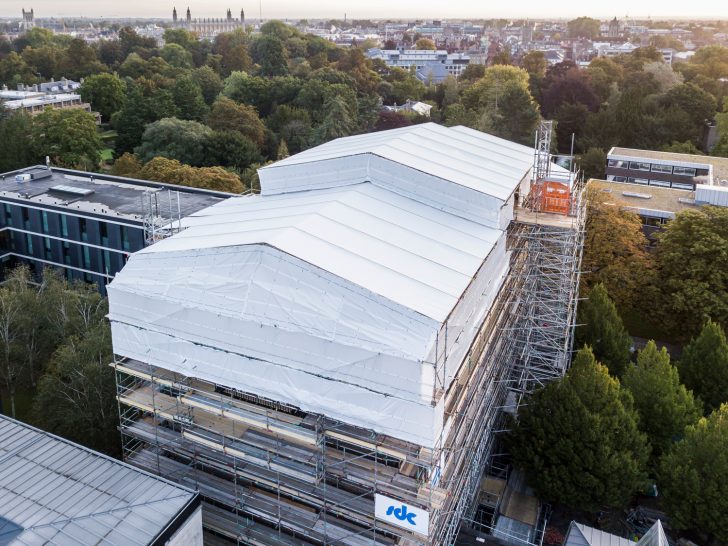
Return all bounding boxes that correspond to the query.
[509,347,649,511]
[679,320,728,413]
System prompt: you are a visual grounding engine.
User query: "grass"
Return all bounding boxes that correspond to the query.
[0,387,36,422]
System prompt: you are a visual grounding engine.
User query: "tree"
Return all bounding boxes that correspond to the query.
[578,147,606,180]
[0,281,24,417]
[59,38,105,79]
[679,321,728,413]
[655,207,728,337]
[567,17,601,40]
[662,141,703,154]
[521,51,547,78]
[160,43,194,69]
[660,83,717,144]
[312,95,356,144]
[659,404,728,544]
[79,73,125,122]
[623,341,701,459]
[172,76,208,121]
[541,68,600,118]
[582,187,652,313]
[135,117,212,166]
[576,283,632,376]
[415,38,436,50]
[0,110,35,172]
[138,157,244,193]
[476,80,540,145]
[207,97,266,148]
[33,319,119,456]
[555,103,589,153]
[509,347,649,511]
[204,131,262,171]
[191,66,224,105]
[252,35,289,76]
[32,108,102,169]
[111,152,142,178]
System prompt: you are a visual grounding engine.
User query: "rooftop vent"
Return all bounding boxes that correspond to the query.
[622,191,651,199]
[49,185,94,197]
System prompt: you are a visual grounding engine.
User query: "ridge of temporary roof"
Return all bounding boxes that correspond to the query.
[138,182,501,322]
[260,123,535,201]
[0,416,197,546]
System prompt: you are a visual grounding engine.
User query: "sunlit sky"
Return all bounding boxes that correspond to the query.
[1,0,727,20]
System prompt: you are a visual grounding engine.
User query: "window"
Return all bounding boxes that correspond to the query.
[25,233,33,254]
[79,218,88,242]
[62,242,71,265]
[628,177,649,185]
[651,164,672,174]
[672,182,694,190]
[4,204,12,226]
[613,176,627,182]
[121,226,130,252]
[60,215,69,238]
[82,246,91,269]
[41,211,49,234]
[44,237,52,260]
[22,207,30,229]
[649,179,671,187]
[629,161,651,171]
[608,159,629,168]
[673,166,696,176]
[100,222,108,246]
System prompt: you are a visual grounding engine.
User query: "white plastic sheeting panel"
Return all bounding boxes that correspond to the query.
[259,123,534,228]
[696,183,728,207]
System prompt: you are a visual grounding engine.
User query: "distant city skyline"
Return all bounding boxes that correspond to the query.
[1,0,727,20]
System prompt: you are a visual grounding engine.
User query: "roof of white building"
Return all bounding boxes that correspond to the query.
[261,123,533,202]
[108,124,534,446]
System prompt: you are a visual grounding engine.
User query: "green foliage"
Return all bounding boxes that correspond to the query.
[135,117,212,166]
[138,157,244,193]
[415,38,436,50]
[655,207,728,338]
[204,131,262,171]
[172,76,209,121]
[623,341,701,459]
[0,110,35,172]
[662,140,703,154]
[80,73,125,121]
[207,97,265,148]
[679,321,728,413]
[191,66,224,105]
[582,187,652,314]
[576,284,632,376]
[509,347,649,511]
[252,35,289,76]
[312,95,356,144]
[659,404,728,543]
[578,147,607,179]
[161,43,194,69]
[32,107,102,169]
[567,17,601,40]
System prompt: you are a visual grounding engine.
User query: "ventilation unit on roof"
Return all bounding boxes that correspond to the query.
[622,191,651,199]
[49,185,94,197]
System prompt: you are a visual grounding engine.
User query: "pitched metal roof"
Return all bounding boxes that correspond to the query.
[0,417,198,546]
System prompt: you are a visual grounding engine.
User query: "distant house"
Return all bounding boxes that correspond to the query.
[367,48,470,83]
[383,100,433,117]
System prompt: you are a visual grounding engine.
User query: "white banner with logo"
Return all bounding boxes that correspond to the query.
[374,493,429,537]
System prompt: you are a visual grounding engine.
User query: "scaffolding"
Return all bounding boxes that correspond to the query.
[141,189,183,246]
[114,130,586,546]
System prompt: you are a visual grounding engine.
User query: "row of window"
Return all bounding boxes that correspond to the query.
[608,159,698,177]
[609,175,694,189]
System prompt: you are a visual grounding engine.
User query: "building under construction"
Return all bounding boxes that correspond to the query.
[108,123,585,546]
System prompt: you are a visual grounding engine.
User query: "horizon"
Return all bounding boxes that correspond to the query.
[1,0,727,21]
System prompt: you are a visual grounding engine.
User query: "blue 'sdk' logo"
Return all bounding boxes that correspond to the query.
[386,504,417,526]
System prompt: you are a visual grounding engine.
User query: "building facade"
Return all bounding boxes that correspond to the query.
[0,165,227,292]
[605,146,728,190]
[173,7,245,40]
[367,48,470,83]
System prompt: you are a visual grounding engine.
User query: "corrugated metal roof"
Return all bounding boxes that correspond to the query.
[261,123,534,201]
[0,417,197,546]
[141,182,501,322]
[566,522,635,546]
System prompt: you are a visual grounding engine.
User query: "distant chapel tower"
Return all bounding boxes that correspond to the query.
[172,7,178,24]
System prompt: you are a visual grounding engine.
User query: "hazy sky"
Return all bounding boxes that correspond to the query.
[1,0,727,20]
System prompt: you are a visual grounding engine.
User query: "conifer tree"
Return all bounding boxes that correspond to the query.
[679,320,728,413]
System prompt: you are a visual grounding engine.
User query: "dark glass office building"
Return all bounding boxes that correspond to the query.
[0,166,228,292]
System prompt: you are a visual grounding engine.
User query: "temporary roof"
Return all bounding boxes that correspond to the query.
[565,522,635,546]
[259,123,535,228]
[109,125,532,447]
[0,416,198,546]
